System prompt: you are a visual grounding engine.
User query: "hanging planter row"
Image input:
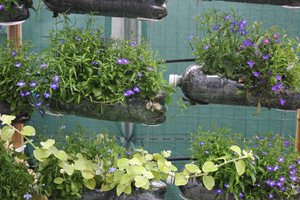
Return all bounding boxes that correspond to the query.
[0,21,169,125]
[203,0,300,6]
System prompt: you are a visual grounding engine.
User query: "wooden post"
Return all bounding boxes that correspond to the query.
[6,23,24,148]
[295,109,300,153]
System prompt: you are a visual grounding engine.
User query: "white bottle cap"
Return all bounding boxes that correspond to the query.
[169,74,182,87]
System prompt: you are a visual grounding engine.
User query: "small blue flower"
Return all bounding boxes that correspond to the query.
[276,181,283,187]
[146,66,155,71]
[290,175,298,182]
[215,189,222,195]
[126,151,132,156]
[30,81,37,88]
[117,58,130,65]
[53,75,59,83]
[35,102,42,107]
[17,81,26,87]
[279,176,286,182]
[239,193,244,199]
[280,186,286,192]
[91,61,99,65]
[224,183,229,189]
[108,167,116,173]
[276,75,282,81]
[204,45,210,50]
[199,141,205,146]
[267,166,273,172]
[224,15,231,20]
[0,4,4,11]
[213,24,221,31]
[137,72,143,77]
[44,92,50,99]
[23,193,32,200]
[188,34,194,42]
[11,51,17,57]
[247,60,255,68]
[273,165,279,171]
[279,98,286,106]
[133,86,140,93]
[40,63,48,69]
[243,39,252,47]
[253,71,260,77]
[239,20,247,30]
[25,91,31,96]
[74,36,81,41]
[268,194,274,199]
[278,157,284,163]
[50,83,59,90]
[14,62,22,68]
[241,29,247,35]
[130,41,137,46]
[262,54,270,60]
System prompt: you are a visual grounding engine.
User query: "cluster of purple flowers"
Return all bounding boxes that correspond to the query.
[117,58,130,65]
[123,86,140,97]
[215,184,244,199]
[0,4,4,11]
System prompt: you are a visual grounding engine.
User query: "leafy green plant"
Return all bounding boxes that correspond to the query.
[0,133,34,199]
[192,9,300,107]
[0,0,32,11]
[42,18,171,108]
[191,127,300,200]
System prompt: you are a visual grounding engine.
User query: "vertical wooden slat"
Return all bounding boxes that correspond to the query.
[7,24,24,148]
[295,109,300,153]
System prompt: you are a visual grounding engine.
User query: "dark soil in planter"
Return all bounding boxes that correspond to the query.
[48,93,166,125]
[0,1,31,23]
[43,0,168,19]
[179,178,234,200]
[203,0,300,6]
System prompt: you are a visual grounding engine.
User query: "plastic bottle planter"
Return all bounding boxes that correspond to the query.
[202,0,300,6]
[48,93,166,125]
[179,178,234,200]
[81,181,167,200]
[0,0,32,23]
[169,64,300,110]
[43,0,168,20]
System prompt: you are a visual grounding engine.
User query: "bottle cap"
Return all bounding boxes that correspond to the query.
[169,74,182,87]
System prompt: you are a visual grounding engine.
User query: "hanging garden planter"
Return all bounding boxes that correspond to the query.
[40,20,170,124]
[182,10,300,110]
[0,0,32,23]
[43,0,168,20]
[202,0,300,6]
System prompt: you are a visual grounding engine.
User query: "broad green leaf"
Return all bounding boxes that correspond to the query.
[120,174,131,185]
[145,154,153,161]
[230,145,242,156]
[101,184,113,192]
[54,177,64,184]
[124,184,132,195]
[40,139,55,149]
[61,162,74,176]
[134,175,149,188]
[21,126,36,136]
[1,126,14,141]
[202,161,218,173]
[55,150,68,161]
[235,160,246,176]
[185,163,201,174]
[117,158,129,170]
[143,171,154,179]
[33,148,51,162]
[203,175,215,190]
[117,184,126,196]
[175,173,188,186]
[114,170,124,182]
[84,178,96,190]
[82,170,94,179]
[162,150,171,158]
[74,159,86,171]
[129,157,142,166]
[0,115,15,125]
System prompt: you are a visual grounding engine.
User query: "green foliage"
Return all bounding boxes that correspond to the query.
[192,9,300,106]
[0,0,33,11]
[191,127,300,200]
[101,149,178,196]
[43,18,171,107]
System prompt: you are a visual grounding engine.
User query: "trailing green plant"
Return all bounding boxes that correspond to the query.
[0,0,33,12]
[191,127,300,200]
[0,134,34,199]
[191,9,300,107]
[42,18,172,108]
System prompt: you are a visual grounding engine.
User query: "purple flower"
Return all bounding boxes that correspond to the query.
[215,189,222,195]
[224,15,231,20]
[127,90,134,95]
[19,91,25,97]
[247,60,255,68]
[272,83,283,92]
[126,151,132,156]
[280,186,286,191]
[213,24,221,31]
[137,72,143,77]
[0,4,4,11]
[273,165,279,172]
[262,54,270,60]
[34,93,40,98]
[241,30,247,35]
[74,36,81,41]
[275,39,281,43]
[188,34,194,41]
[263,38,270,45]
[274,33,279,39]
[24,91,31,96]
[276,75,282,81]
[290,169,297,175]
[243,39,252,47]
[224,183,229,189]
[253,43,258,49]
[23,193,32,200]
[297,159,300,165]
[239,20,247,30]
[276,181,283,187]
[130,41,137,46]
[11,51,17,57]
[133,86,140,93]
[279,177,286,182]
[14,62,22,68]
[239,193,244,198]
[278,157,284,163]
[44,92,50,99]
[35,102,42,107]
[123,91,130,97]
[267,166,273,172]
[40,63,48,69]
[199,141,205,146]
[30,81,37,88]
[53,75,59,83]
[50,83,59,90]
[204,45,210,50]
[268,194,274,199]
[108,167,116,173]
[289,165,296,170]
[253,71,260,77]
[283,140,290,147]
[279,98,286,106]
[117,58,130,65]
[17,81,26,87]
[290,175,298,182]
[91,61,99,65]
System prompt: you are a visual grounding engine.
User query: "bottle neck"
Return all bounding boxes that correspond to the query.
[169,74,182,87]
